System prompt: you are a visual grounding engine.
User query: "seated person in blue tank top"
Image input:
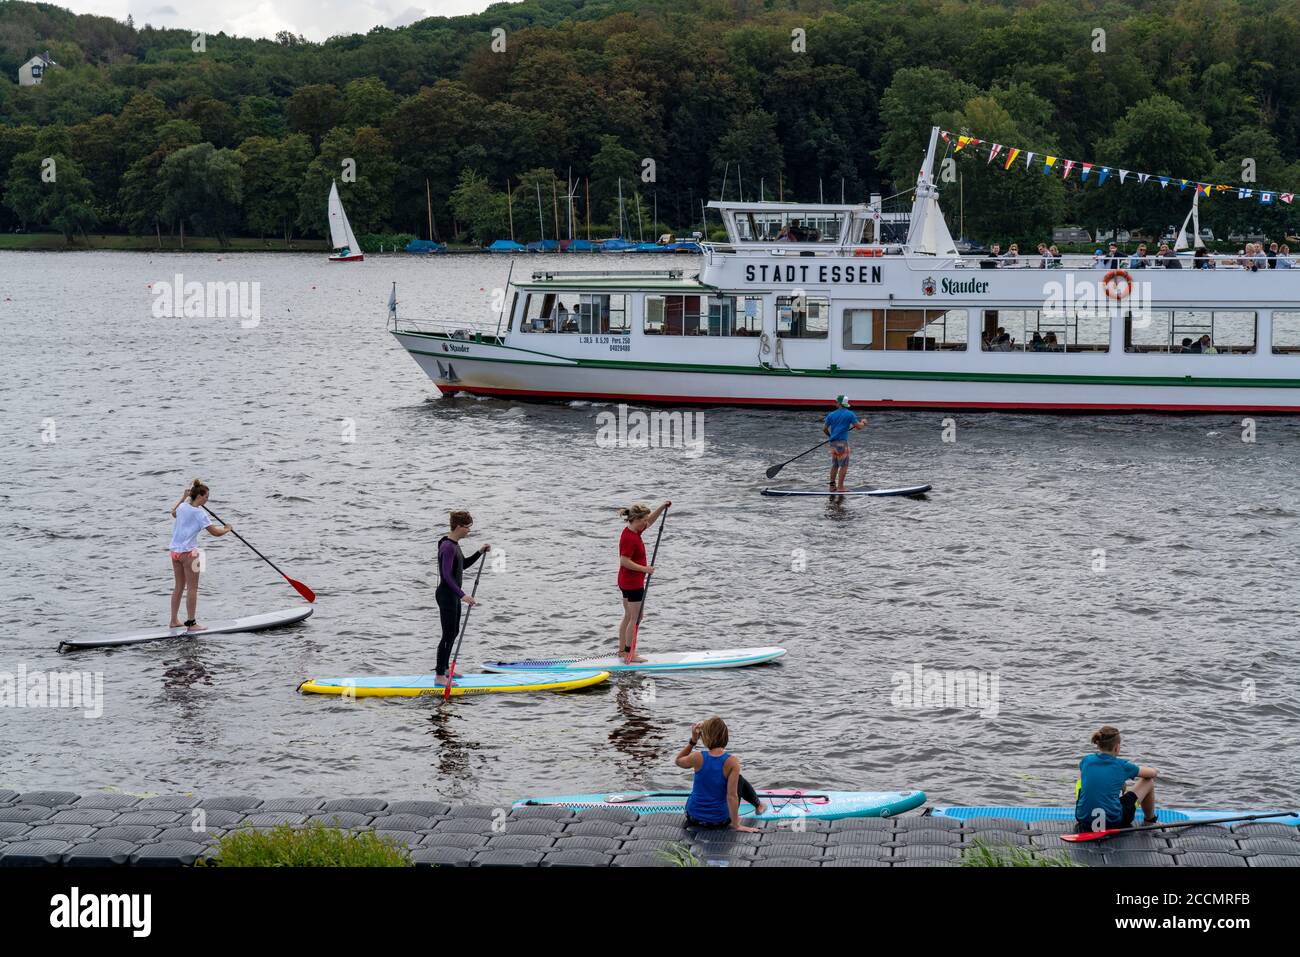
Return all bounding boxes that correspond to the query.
[676,717,765,832]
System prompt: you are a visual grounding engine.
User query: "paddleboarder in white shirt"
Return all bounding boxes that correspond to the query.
[168,479,232,630]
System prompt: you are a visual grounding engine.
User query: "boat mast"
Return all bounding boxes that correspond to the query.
[536,182,544,242]
[507,178,515,242]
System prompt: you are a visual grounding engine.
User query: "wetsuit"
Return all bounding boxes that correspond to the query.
[435,536,483,677]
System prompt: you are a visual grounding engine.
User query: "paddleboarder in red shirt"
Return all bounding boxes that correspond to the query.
[617,500,669,662]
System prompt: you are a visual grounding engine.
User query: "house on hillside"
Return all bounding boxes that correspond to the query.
[18,52,56,87]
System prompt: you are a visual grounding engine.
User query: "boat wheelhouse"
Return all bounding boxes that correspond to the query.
[391,128,1300,411]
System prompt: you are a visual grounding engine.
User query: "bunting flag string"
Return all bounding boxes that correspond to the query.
[940,129,1294,207]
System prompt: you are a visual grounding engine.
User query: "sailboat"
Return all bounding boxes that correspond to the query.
[327,180,363,262]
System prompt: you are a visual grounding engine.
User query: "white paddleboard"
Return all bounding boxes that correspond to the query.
[762,483,931,497]
[59,606,314,651]
[482,647,786,673]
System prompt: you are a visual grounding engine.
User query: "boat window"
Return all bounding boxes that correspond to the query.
[519,292,626,334]
[776,295,829,339]
[982,308,1107,353]
[1124,310,1255,354]
[841,308,875,350]
[736,213,844,243]
[1273,311,1300,353]
[644,295,762,336]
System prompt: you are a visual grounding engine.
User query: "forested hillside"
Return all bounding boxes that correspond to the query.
[2,0,1300,245]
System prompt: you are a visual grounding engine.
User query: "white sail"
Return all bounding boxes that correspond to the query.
[327,180,359,252]
[905,126,959,257]
[1174,190,1204,251]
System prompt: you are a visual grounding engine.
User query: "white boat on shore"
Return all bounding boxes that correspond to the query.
[391,127,1300,412]
[327,180,363,262]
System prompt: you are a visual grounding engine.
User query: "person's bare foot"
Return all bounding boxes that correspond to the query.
[754,801,767,815]
[169,621,183,629]
[186,623,207,632]
[435,673,449,685]
[629,655,648,663]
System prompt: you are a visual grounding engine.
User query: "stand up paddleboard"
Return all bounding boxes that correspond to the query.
[297,670,609,698]
[59,606,314,652]
[483,647,786,673]
[929,806,1300,825]
[762,483,931,498]
[516,789,926,821]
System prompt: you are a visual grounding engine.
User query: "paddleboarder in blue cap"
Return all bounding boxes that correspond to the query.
[824,395,866,491]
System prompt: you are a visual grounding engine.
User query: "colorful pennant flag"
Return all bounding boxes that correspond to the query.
[1062,160,1076,179]
[955,135,971,152]
[1260,191,1274,205]
[1283,193,1294,204]
[1178,179,1189,191]
[1097,167,1110,186]
[1238,187,1253,199]
[1118,170,1129,184]
[1043,156,1057,174]
[1003,148,1020,170]
[988,144,1003,163]
[1080,163,1093,181]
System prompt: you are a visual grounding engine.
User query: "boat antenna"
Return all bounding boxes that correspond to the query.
[719,163,730,203]
[819,178,824,204]
[738,163,744,203]
[494,260,514,338]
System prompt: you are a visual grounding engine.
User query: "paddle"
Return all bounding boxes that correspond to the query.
[627,504,668,663]
[444,551,487,700]
[201,505,315,603]
[765,439,830,479]
[1060,810,1298,843]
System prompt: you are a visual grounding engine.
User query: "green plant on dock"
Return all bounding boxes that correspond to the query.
[655,841,703,867]
[205,821,412,867]
[960,838,1084,868]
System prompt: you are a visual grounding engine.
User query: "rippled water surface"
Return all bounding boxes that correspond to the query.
[3,250,1299,810]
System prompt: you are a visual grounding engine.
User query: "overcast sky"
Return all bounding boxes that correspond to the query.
[54,1,504,42]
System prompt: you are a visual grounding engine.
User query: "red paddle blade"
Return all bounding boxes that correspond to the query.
[1060,829,1119,842]
[442,679,453,701]
[286,576,316,604]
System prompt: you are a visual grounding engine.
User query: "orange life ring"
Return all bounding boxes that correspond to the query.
[1103,269,1133,300]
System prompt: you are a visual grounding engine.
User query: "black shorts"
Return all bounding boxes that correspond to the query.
[620,587,645,602]
[1076,791,1137,833]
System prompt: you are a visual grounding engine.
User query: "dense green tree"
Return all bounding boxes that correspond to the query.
[156,142,245,245]
[449,168,508,245]
[298,126,397,236]
[239,133,311,241]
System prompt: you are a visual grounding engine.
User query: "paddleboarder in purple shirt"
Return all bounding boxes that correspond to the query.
[435,510,489,683]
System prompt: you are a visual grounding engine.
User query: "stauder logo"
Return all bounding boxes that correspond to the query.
[939,277,990,295]
[922,276,937,296]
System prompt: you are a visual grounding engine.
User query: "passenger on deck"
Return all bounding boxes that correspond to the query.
[981,243,1003,269]
[1030,331,1046,351]
[1181,337,1200,353]
[1127,244,1150,268]
[1043,331,1061,350]
[1269,242,1281,268]
[1253,244,1269,271]
[1075,725,1159,833]
[1036,242,1050,267]
[992,327,1014,351]
[1092,248,1107,267]
[1198,334,1218,354]
[1193,248,1214,269]
[1048,244,1063,267]
[1103,243,1121,269]
[775,225,796,242]
[1002,243,1020,267]
[1278,244,1295,268]
[1156,243,1182,268]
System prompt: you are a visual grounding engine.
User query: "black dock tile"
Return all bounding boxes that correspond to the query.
[192,810,246,829]
[1173,852,1249,867]
[385,801,451,818]
[1099,850,1177,867]
[50,807,121,826]
[542,849,615,867]
[896,829,960,846]
[610,852,671,867]
[893,844,962,863]
[618,838,691,855]
[307,812,373,828]
[419,832,489,850]
[1164,836,1242,853]
[629,824,690,840]
[1233,822,1300,838]
[25,824,98,842]
[432,818,494,835]
[320,798,387,815]
[17,791,79,808]
[574,807,640,824]
[563,819,632,839]
[758,830,828,847]
[0,840,72,866]
[137,795,201,811]
[0,790,18,805]
[752,843,825,861]
[1247,855,1300,867]
[834,829,893,846]
[893,859,958,867]
[446,805,501,820]
[472,849,544,867]
[637,812,687,827]
[74,793,141,810]
[831,817,895,832]
[508,805,574,821]
[154,828,221,845]
[963,829,1032,847]
[551,835,621,853]
[821,858,894,867]
[411,846,474,867]
[0,806,55,824]
[369,830,422,849]
[242,812,309,827]
[903,816,963,831]
[372,813,438,832]
[93,825,163,843]
[196,796,263,813]
[962,817,1032,832]
[63,840,138,866]
[498,818,564,837]
[130,842,207,867]
[1238,837,1300,855]
[114,810,183,826]
[751,857,817,867]
[257,798,325,814]
[484,834,556,851]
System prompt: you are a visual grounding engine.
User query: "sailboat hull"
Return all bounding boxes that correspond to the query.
[328,253,364,262]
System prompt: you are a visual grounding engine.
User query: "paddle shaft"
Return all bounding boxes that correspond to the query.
[766,439,831,478]
[628,506,668,661]
[1062,810,1298,842]
[444,550,487,699]
[201,505,315,602]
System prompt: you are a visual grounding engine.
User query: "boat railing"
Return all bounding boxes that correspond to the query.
[530,268,686,281]
[391,317,502,341]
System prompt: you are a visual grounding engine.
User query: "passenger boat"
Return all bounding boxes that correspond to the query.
[390,128,1300,411]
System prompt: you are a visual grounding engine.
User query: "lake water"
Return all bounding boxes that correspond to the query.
[2,250,1298,811]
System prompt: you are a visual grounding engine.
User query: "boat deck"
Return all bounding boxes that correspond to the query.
[2,791,1296,867]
